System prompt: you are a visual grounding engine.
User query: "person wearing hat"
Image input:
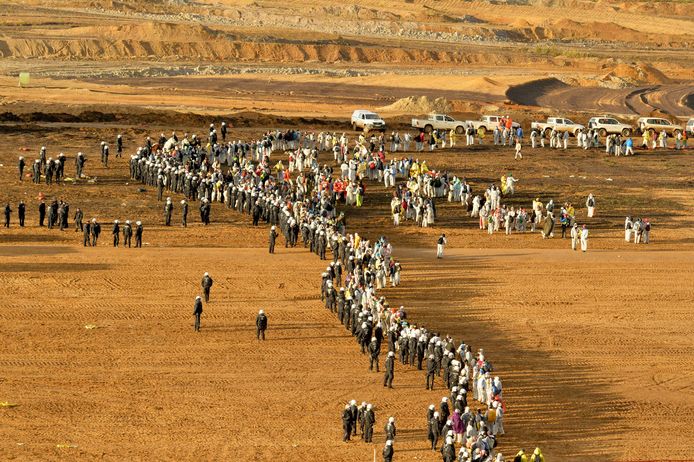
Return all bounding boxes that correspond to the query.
[363,403,375,443]
[201,272,213,302]
[529,448,544,462]
[112,220,120,247]
[75,152,86,178]
[164,197,173,226]
[134,221,143,248]
[436,234,447,259]
[32,159,41,184]
[342,404,352,442]
[17,201,25,227]
[383,351,395,388]
[514,448,529,462]
[255,309,268,340]
[268,225,278,254]
[382,440,394,462]
[192,296,203,332]
[90,218,101,247]
[368,337,380,372]
[426,354,436,390]
[441,436,455,462]
[181,199,188,227]
[429,411,441,450]
[122,220,132,248]
[116,134,123,158]
[384,416,396,441]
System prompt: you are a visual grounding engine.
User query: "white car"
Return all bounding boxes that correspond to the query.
[587,116,633,137]
[636,117,683,136]
[464,115,520,133]
[531,117,585,137]
[686,118,694,136]
[351,110,386,132]
[411,114,466,133]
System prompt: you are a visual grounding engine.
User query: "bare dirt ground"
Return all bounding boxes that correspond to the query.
[1,125,693,461]
[1,0,694,460]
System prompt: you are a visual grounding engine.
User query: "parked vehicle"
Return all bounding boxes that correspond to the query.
[587,116,633,137]
[531,117,584,137]
[464,115,520,133]
[686,118,694,136]
[351,110,386,132]
[411,113,466,134]
[636,117,683,136]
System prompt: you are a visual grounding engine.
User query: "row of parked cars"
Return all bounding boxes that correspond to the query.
[350,109,694,137]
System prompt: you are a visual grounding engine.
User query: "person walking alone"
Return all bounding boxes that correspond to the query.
[256,309,268,340]
[193,296,203,332]
[436,234,447,259]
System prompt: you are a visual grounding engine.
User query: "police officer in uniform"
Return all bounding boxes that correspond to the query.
[256,309,268,340]
[201,272,213,302]
[193,296,203,332]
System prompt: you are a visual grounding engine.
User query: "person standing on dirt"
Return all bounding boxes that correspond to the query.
[221,122,227,141]
[102,144,109,167]
[82,219,91,247]
[570,222,579,251]
[369,337,380,372]
[122,220,132,248]
[90,218,101,246]
[74,208,83,232]
[269,225,278,254]
[164,197,173,226]
[116,134,123,158]
[256,309,268,340]
[17,201,25,227]
[18,156,25,181]
[32,159,41,184]
[363,404,375,443]
[193,296,203,332]
[181,200,188,227]
[382,440,394,462]
[38,199,46,227]
[586,193,596,218]
[39,146,47,171]
[426,354,436,390]
[157,174,165,201]
[580,224,589,253]
[134,221,143,248]
[75,152,86,178]
[112,220,120,247]
[3,203,12,227]
[436,234,447,259]
[201,272,213,302]
[384,351,395,388]
[342,405,353,442]
[529,448,544,462]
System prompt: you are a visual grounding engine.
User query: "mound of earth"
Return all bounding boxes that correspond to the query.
[378,96,451,114]
[599,62,672,88]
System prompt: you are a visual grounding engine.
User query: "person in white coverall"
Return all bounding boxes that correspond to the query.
[580,224,589,252]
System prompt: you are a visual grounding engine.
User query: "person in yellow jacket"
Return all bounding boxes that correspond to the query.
[514,448,529,462]
[501,174,507,194]
[529,447,544,462]
[409,162,420,178]
[420,160,429,174]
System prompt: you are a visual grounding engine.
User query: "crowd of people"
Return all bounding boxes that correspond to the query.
[8,117,671,461]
